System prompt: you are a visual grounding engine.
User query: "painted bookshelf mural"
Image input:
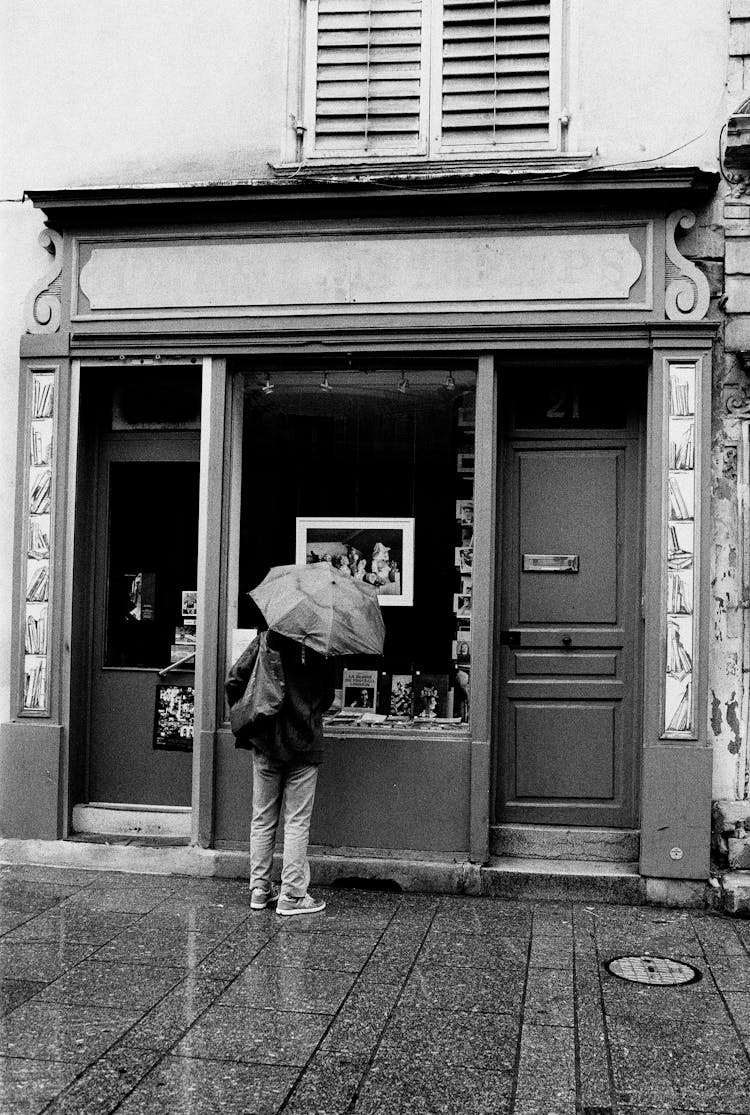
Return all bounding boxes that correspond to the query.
[24,371,54,711]
[665,363,696,734]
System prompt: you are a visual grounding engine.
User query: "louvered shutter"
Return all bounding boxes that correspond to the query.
[312,0,426,155]
[441,0,551,148]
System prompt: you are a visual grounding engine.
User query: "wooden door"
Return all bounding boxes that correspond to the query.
[88,440,199,806]
[496,371,643,827]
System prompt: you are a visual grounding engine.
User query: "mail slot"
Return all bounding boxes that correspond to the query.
[522,554,579,573]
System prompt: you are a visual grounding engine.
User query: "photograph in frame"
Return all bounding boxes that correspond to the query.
[295,517,414,606]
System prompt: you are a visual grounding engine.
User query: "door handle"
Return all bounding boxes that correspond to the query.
[158,651,196,678]
[499,631,521,647]
[562,636,572,648]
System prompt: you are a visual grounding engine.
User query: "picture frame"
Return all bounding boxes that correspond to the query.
[295,516,415,607]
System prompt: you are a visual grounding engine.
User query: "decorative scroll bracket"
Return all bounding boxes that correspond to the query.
[665,210,710,323]
[726,383,750,419]
[24,229,63,335]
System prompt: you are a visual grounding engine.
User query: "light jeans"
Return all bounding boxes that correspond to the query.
[250,750,319,899]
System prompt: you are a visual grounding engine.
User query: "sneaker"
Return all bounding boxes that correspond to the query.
[276,893,326,917]
[250,884,280,911]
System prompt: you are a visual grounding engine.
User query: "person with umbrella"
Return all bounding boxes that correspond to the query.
[225,562,385,916]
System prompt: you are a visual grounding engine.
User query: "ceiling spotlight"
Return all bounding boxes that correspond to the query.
[398,373,409,394]
[320,372,332,391]
[261,373,274,394]
[444,371,457,391]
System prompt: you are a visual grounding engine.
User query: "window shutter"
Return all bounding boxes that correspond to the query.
[441,0,551,148]
[313,0,425,155]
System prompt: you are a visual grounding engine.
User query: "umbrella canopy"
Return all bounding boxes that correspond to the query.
[249,563,385,657]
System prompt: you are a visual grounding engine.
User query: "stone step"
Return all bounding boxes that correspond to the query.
[490,823,640,862]
[480,856,709,907]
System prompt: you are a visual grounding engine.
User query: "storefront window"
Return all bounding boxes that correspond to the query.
[237,367,476,733]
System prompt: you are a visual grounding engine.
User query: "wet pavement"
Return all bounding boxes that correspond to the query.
[0,865,749,1113]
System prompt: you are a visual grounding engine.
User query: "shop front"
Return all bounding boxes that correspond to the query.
[0,177,719,887]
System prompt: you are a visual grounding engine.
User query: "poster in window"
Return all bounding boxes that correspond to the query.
[154,685,194,751]
[295,517,414,606]
[413,673,450,720]
[342,669,378,711]
[389,673,414,717]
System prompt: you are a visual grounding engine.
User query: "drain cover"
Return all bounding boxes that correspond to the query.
[605,955,701,986]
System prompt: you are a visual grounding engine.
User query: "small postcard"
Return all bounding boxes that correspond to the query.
[452,634,472,665]
[455,546,473,574]
[174,625,197,645]
[457,453,475,475]
[342,668,378,711]
[413,673,450,720]
[181,590,198,619]
[456,499,474,525]
[453,593,472,618]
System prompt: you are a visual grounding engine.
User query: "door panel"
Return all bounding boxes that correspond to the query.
[89,446,199,806]
[498,427,642,828]
[519,452,618,624]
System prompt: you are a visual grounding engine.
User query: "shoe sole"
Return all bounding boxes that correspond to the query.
[276,903,326,917]
[250,896,279,911]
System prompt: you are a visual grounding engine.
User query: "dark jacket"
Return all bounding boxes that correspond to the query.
[225,631,335,765]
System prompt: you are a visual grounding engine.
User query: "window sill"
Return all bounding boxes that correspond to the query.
[323,717,471,743]
[271,151,593,182]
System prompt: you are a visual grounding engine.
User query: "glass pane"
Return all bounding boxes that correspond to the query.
[105,462,199,668]
[238,368,476,733]
[513,368,628,429]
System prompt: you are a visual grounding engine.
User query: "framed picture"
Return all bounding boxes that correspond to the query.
[295,517,415,607]
[154,685,194,751]
[457,453,475,475]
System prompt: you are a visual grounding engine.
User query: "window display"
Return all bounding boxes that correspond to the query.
[237,367,476,735]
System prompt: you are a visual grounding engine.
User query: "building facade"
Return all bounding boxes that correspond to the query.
[2,0,747,904]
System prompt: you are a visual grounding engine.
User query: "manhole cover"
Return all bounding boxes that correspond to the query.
[605,955,701,986]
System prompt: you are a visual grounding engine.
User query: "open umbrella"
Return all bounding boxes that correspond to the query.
[249,563,385,657]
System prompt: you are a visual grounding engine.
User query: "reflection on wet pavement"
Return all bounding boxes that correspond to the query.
[0,865,748,1113]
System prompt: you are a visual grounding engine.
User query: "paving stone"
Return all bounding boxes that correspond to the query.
[320,979,402,1056]
[217,964,356,1014]
[172,1003,331,1065]
[119,974,231,1052]
[0,908,139,946]
[0,1000,141,1062]
[137,900,252,932]
[378,1005,519,1071]
[0,977,46,1017]
[43,1045,162,1115]
[253,930,378,972]
[609,1017,750,1111]
[601,980,728,1024]
[524,966,574,1026]
[532,903,575,937]
[354,1057,514,1115]
[0,1055,81,1113]
[0,938,96,982]
[419,928,528,969]
[707,957,750,993]
[192,925,278,978]
[513,1022,576,1115]
[529,933,573,968]
[282,1051,368,1115]
[39,959,184,1010]
[59,888,169,915]
[112,1054,298,1115]
[90,925,228,968]
[401,961,525,1014]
